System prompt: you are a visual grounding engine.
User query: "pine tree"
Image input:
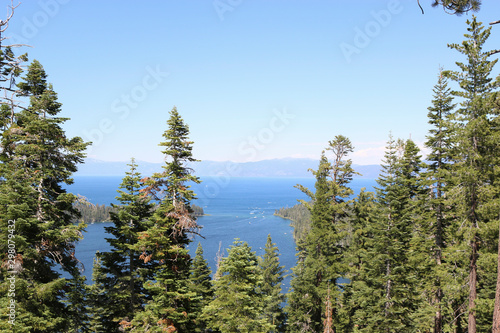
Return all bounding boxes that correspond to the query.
[130,106,201,332]
[88,253,108,333]
[286,239,317,333]
[444,17,500,332]
[420,70,460,332]
[0,59,89,331]
[350,137,425,332]
[203,239,273,333]
[287,135,356,333]
[189,243,213,332]
[339,188,377,332]
[88,158,155,331]
[260,234,286,332]
[65,268,91,332]
[323,284,334,333]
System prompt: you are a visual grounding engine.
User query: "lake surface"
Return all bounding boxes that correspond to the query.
[68,176,377,291]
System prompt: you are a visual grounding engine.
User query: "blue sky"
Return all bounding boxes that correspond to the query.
[6,1,500,165]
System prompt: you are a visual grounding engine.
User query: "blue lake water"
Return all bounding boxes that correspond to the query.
[68,176,377,292]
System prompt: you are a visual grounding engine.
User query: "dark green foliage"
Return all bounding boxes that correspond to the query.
[130,107,201,332]
[66,268,91,332]
[274,203,311,242]
[88,158,155,332]
[347,137,426,332]
[0,59,90,331]
[73,200,117,224]
[419,70,459,332]
[189,243,213,332]
[73,200,203,225]
[443,16,500,332]
[337,188,376,332]
[88,255,108,333]
[288,153,335,332]
[191,204,205,217]
[287,136,357,333]
[260,234,286,332]
[203,239,273,333]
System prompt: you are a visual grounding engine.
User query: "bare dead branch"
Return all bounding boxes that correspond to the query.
[417,0,425,14]
[0,1,20,31]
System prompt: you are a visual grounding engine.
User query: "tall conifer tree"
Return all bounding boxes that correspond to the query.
[260,234,286,332]
[420,70,460,332]
[189,243,213,332]
[339,188,377,332]
[444,17,500,332]
[0,59,89,331]
[350,137,425,332]
[287,135,356,333]
[203,239,272,333]
[130,107,201,332]
[88,255,108,332]
[89,158,155,331]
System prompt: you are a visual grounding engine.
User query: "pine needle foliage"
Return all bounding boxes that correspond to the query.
[203,239,273,333]
[260,234,287,332]
[130,107,201,332]
[0,59,90,331]
[88,158,155,332]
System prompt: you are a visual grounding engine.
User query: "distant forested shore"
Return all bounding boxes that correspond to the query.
[73,201,205,224]
[274,203,311,241]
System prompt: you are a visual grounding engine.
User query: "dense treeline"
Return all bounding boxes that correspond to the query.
[2,2,500,332]
[73,201,117,224]
[274,203,311,241]
[191,204,205,217]
[284,17,500,332]
[72,200,204,224]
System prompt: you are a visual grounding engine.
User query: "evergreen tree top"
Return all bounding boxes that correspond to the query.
[142,107,201,207]
[18,59,48,98]
[445,17,499,98]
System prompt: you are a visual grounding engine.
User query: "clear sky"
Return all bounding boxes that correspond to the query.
[6,1,500,165]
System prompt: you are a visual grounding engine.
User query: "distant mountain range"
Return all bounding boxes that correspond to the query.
[75,158,381,179]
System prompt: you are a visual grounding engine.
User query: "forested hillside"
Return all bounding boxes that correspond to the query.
[274,203,311,242]
[72,201,204,224]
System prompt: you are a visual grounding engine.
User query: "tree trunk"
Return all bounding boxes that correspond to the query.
[492,218,500,332]
[435,304,442,333]
[468,240,477,333]
[129,250,136,314]
[385,260,392,318]
[435,181,443,333]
